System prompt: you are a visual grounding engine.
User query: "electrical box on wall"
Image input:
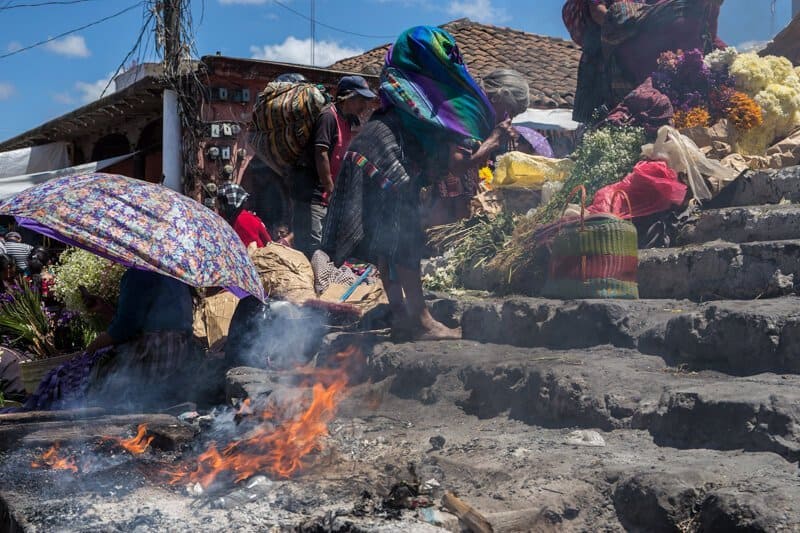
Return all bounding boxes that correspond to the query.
[210,124,221,138]
[209,87,228,101]
[222,123,232,137]
[220,147,231,160]
[231,89,251,103]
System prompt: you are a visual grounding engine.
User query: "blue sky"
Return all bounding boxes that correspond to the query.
[0,0,791,142]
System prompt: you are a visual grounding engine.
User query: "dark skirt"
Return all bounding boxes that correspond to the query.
[573,23,607,124]
[22,331,200,411]
[323,113,425,270]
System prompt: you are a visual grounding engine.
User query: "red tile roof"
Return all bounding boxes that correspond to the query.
[328,19,581,109]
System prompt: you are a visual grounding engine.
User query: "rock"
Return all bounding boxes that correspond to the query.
[657,298,800,374]
[429,436,446,451]
[638,239,800,301]
[677,204,800,245]
[564,430,606,447]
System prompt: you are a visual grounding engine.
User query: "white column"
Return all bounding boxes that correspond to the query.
[162,89,183,192]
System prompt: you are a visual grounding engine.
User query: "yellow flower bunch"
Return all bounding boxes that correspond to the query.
[674,106,711,129]
[730,53,774,94]
[730,53,800,154]
[478,166,493,189]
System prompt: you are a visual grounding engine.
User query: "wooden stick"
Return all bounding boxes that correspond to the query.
[442,492,494,533]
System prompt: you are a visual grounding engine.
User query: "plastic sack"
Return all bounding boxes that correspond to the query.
[641,126,739,201]
[492,152,574,189]
[249,243,316,304]
[588,160,687,218]
[193,290,240,349]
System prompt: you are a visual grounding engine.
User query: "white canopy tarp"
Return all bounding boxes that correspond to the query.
[0,153,136,199]
[0,142,71,179]
[513,108,579,132]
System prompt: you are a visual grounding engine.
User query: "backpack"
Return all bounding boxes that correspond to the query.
[251,82,330,174]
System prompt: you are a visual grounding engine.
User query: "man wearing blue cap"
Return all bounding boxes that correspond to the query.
[292,75,376,257]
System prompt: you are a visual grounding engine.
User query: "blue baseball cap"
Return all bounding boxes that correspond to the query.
[337,75,376,99]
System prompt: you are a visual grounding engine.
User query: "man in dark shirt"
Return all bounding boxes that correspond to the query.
[292,75,376,257]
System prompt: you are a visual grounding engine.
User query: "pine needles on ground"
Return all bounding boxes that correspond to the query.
[425,211,516,289]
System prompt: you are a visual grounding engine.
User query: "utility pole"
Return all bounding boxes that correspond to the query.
[310,0,316,66]
[161,0,183,193]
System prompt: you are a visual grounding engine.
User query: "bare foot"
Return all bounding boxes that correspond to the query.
[412,319,462,341]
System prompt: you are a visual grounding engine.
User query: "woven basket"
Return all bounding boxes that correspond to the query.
[19,353,75,394]
[541,186,639,299]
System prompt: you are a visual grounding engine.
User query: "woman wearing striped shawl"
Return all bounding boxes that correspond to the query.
[322,26,495,341]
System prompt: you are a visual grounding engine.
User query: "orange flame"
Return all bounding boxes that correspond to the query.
[31,442,79,473]
[102,424,154,455]
[170,347,362,488]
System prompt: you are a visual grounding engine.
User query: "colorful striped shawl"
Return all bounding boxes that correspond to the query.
[380,26,495,144]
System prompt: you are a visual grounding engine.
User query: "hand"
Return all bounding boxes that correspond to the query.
[485,118,514,151]
[80,285,113,317]
[322,178,335,194]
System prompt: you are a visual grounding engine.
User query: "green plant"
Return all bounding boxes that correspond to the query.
[535,126,646,225]
[52,248,125,313]
[0,278,57,359]
[426,212,516,289]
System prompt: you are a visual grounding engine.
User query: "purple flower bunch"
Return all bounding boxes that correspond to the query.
[652,49,714,112]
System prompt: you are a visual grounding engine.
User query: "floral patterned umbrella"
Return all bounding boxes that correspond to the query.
[0,173,265,301]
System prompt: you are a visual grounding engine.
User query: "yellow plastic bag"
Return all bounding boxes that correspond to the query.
[492,152,574,189]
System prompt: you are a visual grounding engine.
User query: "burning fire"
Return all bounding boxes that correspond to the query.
[31,442,79,473]
[170,347,362,489]
[102,424,154,455]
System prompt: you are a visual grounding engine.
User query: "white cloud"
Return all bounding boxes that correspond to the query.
[74,72,115,103]
[0,83,14,100]
[447,0,509,24]
[736,40,769,53]
[250,36,363,67]
[44,35,90,58]
[6,41,22,53]
[52,92,76,105]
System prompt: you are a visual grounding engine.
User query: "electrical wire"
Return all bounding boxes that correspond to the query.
[272,0,395,40]
[0,0,98,10]
[0,2,142,60]
[98,3,156,100]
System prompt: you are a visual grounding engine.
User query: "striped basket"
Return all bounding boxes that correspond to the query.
[541,186,639,299]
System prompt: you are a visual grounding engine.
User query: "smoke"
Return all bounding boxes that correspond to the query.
[226,298,327,370]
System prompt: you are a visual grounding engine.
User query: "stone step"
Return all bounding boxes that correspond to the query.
[709,166,800,208]
[427,295,800,376]
[353,340,800,462]
[638,239,800,300]
[677,204,800,245]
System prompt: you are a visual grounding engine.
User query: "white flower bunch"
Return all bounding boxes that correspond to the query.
[52,248,126,312]
[704,47,738,73]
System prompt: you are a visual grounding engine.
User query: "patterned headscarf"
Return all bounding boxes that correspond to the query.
[380,26,495,143]
[217,182,249,210]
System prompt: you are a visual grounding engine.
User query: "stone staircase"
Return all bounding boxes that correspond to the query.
[221,166,800,531]
[640,166,800,300]
[397,166,800,530]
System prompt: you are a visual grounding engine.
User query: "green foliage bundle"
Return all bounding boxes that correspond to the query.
[0,278,56,359]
